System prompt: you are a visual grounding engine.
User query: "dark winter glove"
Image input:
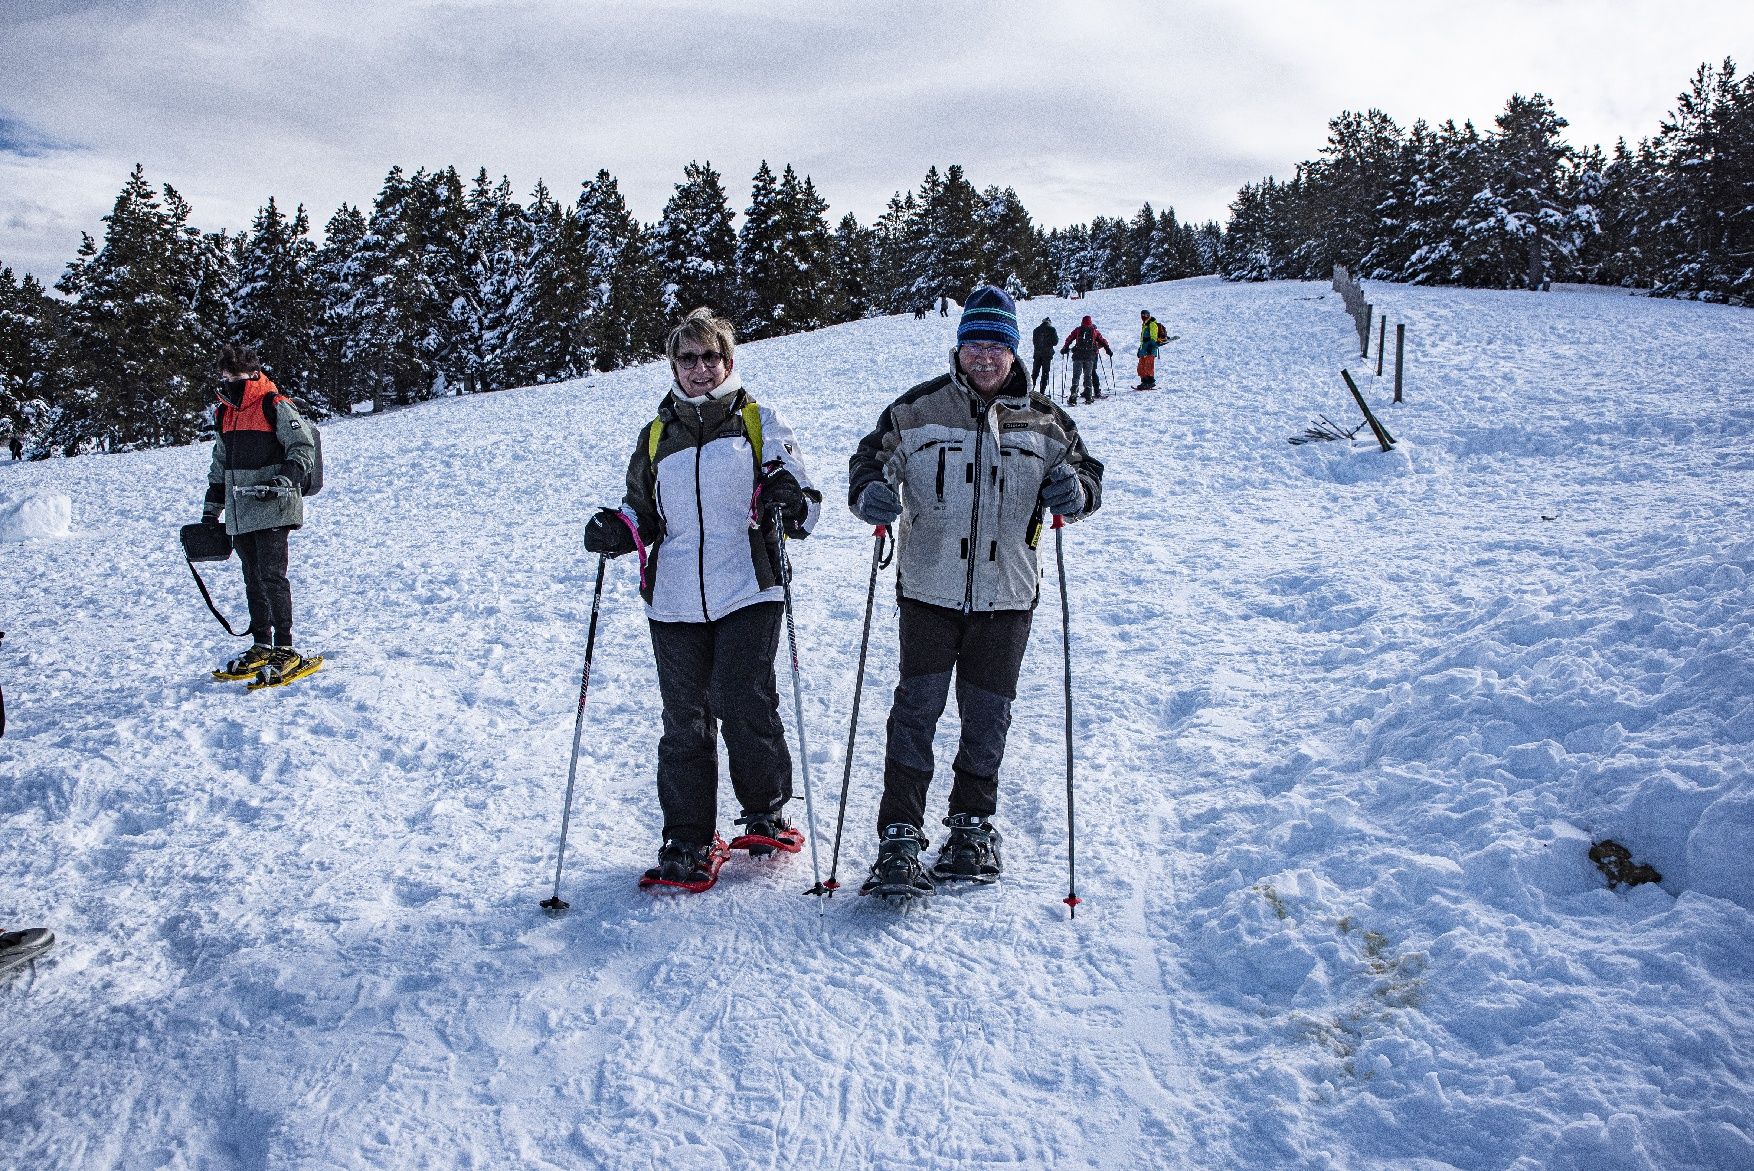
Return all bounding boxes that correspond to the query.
[583,507,636,557]
[275,461,303,491]
[1041,463,1086,518]
[759,468,810,536]
[853,481,902,526]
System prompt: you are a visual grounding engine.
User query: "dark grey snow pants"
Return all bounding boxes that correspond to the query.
[876,597,1034,833]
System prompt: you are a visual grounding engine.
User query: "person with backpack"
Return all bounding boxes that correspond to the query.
[1135,309,1169,390]
[1059,315,1111,404]
[203,344,319,687]
[583,307,823,892]
[847,285,1105,901]
[1030,316,1058,394]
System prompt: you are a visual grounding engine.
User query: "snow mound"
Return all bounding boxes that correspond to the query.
[0,491,71,541]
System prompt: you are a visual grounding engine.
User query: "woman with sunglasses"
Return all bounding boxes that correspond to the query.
[584,307,822,892]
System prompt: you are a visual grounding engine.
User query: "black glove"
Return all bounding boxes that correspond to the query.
[584,507,636,557]
[1041,463,1086,518]
[853,481,902,526]
[759,468,809,536]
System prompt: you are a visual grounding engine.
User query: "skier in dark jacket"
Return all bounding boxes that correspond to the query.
[1060,316,1111,404]
[584,307,822,892]
[847,285,1104,900]
[203,343,319,688]
[1030,317,1058,394]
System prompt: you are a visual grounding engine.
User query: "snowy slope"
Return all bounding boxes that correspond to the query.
[2,277,1751,1170]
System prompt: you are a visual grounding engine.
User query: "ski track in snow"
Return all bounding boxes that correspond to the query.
[2,277,1752,1169]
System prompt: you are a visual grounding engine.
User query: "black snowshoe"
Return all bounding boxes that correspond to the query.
[859,824,935,904]
[930,813,1002,884]
[639,837,730,893]
[0,927,55,979]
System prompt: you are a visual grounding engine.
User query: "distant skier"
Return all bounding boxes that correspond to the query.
[203,344,320,688]
[1030,316,1058,394]
[938,294,950,317]
[1135,309,1169,390]
[1060,315,1111,404]
[583,307,823,893]
[847,285,1105,901]
[8,435,20,461]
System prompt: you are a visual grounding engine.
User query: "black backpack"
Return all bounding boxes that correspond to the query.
[221,392,324,496]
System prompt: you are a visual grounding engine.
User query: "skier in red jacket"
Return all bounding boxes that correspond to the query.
[1059,316,1111,404]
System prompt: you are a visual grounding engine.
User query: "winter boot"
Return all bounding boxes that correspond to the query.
[729,809,805,857]
[930,813,1002,884]
[246,646,324,691]
[859,823,935,902]
[213,642,275,682]
[639,836,731,893]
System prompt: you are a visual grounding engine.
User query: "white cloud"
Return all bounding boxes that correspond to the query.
[1,0,1748,282]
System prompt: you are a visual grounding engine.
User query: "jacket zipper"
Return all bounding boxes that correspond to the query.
[691,407,710,622]
[962,398,987,613]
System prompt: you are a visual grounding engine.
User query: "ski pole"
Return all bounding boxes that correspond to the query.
[771,508,827,910]
[540,551,610,914]
[1053,514,1081,918]
[822,525,893,895]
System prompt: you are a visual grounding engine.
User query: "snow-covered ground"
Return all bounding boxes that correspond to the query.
[2,277,1750,1170]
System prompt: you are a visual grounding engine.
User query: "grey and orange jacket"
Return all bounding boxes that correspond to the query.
[848,352,1103,613]
[204,373,315,536]
[618,372,821,623]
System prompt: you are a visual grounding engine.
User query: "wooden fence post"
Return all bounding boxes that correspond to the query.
[1361,304,1372,356]
[1393,323,1406,403]
[1376,317,1387,377]
[1341,369,1396,452]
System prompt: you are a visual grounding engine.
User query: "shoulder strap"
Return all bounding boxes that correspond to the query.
[646,401,763,469]
[741,400,763,468]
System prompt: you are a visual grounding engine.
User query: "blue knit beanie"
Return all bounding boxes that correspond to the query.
[957,285,1020,351]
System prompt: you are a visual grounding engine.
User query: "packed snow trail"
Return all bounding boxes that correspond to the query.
[2,278,1750,1169]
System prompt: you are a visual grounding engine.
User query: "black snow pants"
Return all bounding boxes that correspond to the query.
[233,526,294,647]
[649,600,792,847]
[876,597,1034,833]
[1031,350,1054,392]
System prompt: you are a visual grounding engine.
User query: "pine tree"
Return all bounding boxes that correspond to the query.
[975,185,1045,296]
[455,170,532,393]
[873,191,927,314]
[737,161,786,338]
[922,164,982,299]
[228,197,321,403]
[829,213,878,323]
[512,179,588,383]
[340,166,429,409]
[413,166,473,393]
[1451,94,1579,288]
[1649,59,1754,304]
[310,203,369,414]
[574,169,664,371]
[54,166,230,450]
[772,167,836,334]
[653,160,738,317]
[0,267,58,450]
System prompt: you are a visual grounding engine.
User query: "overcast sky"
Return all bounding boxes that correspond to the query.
[1,0,1748,284]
